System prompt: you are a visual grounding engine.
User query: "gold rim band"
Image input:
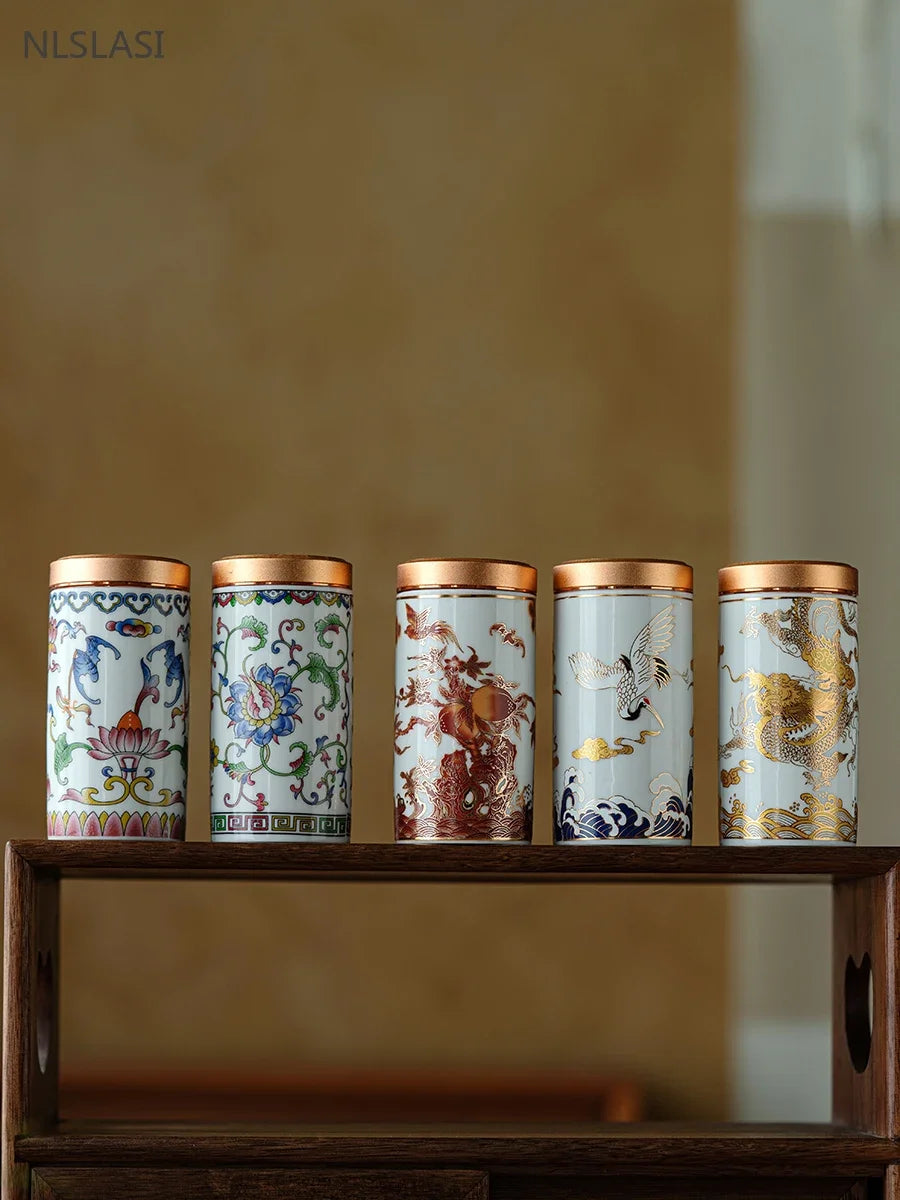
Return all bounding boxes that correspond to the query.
[50,555,190,590]
[553,559,692,593]
[718,560,858,596]
[212,555,352,589]
[397,558,537,593]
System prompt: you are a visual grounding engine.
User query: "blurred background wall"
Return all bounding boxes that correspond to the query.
[733,0,900,1119]
[0,1,735,1117]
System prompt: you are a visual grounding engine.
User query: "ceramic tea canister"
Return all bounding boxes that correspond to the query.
[210,555,352,842]
[394,558,537,843]
[718,561,859,844]
[553,560,694,843]
[47,554,190,839]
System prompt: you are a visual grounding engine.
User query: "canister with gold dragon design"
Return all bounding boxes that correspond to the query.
[394,558,537,843]
[718,561,859,844]
[553,560,694,843]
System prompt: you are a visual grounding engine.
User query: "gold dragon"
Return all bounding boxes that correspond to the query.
[719,597,858,792]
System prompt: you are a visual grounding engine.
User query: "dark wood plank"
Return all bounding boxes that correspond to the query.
[14,1122,900,1176]
[30,1173,56,1200]
[833,868,900,1134]
[10,840,900,883]
[490,1178,868,1199]
[886,1164,900,1198]
[2,845,59,1200]
[27,1172,874,1200]
[30,1168,488,1200]
[27,1172,873,1200]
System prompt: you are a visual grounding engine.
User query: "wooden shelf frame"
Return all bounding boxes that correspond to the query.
[4,840,900,1199]
[14,1120,900,1173]
[9,840,900,882]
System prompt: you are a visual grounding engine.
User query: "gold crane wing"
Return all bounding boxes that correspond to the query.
[628,605,675,694]
[568,651,622,690]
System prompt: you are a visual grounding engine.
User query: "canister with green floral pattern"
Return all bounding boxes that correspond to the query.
[210,555,352,842]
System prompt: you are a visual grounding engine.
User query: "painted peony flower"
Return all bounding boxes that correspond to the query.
[227,664,300,746]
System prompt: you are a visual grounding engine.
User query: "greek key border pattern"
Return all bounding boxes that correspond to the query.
[211,811,350,836]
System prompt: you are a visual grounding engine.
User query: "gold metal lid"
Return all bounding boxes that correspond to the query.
[718,560,858,596]
[49,555,190,590]
[553,559,693,593]
[212,555,352,589]
[397,558,537,593]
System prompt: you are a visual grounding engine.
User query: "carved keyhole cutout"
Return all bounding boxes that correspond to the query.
[36,949,53,1074]
[844,952,872,1074]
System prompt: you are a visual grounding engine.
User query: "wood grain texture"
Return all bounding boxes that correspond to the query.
[2,845,59,1200]
[833,869,899,1134]
[886,1164,900,1197]
[11,841,900,882]
[30,1168,489,1200]
[26,1170,873,1200]
[14,1123,899,1176]
[490,1179,870,1200]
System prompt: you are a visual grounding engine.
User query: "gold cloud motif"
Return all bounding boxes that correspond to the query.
[572,729,658,761]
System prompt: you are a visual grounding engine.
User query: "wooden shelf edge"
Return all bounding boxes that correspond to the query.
[9,841,900,882]
[15,1123,900,1175]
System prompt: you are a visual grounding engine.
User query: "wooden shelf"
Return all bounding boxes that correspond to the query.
[9,839,900,882]
[6,839,900,1197]
[16,1121,899,1176]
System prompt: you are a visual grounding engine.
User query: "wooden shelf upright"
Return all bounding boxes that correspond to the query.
[4,840,900,1199]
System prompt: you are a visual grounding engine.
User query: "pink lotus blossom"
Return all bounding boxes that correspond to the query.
[86,725,170,760]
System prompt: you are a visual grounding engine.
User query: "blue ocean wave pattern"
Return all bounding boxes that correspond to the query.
[555,767,692,841]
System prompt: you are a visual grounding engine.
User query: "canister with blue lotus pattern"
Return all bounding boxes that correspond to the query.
[553,560,694,844]
[47,554,190,840]
[394,558,537,843]
[210,555,352,842]
[718,560,859,844]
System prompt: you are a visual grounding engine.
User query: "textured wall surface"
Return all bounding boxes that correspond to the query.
[733,214,900,1119]
[0,0,735,1116]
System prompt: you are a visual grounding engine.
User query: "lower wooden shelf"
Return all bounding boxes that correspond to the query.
[16,1120,900,1176]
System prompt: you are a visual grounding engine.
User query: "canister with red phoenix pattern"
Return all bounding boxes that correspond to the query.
[394,558,537,843]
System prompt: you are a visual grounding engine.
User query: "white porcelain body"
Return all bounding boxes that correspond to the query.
[210,586,352,841]
[394,589,536,842]
[553,588,693,843]
[718,591,859,843]
[47,587,190,839]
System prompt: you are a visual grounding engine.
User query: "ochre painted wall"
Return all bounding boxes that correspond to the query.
[0,0,735,1117]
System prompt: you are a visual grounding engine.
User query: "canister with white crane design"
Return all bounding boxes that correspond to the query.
[718,561,859,844]
[394,558,537,843]
[553,560,693,843]
[210,555,352,842]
